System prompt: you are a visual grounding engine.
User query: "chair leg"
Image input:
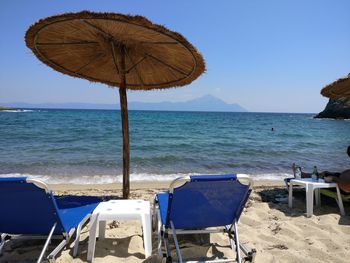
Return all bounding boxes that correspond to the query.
[0,231,77,263]
[238,242,257,263]
[152,194,158,232]
[48,228,76,261]
[170,221,183,263]
[233,221,241,263]
[157,210,163,257]
[73,213,91,257]
[73,225,82,257]
[163,232,172,261]
[47,239,67,261]
[226,227,236,252]
[37,223,57,263]
[0,234,9,256]
[227,225,256,263]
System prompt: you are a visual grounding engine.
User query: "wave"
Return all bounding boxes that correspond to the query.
[238,172,292,181]
[0,172,292,184]
[1,109,36,113]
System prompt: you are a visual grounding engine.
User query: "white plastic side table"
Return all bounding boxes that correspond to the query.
[288,178,345,217]
[87,200,152,262]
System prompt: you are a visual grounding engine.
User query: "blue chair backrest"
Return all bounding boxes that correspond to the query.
[0,177,66,235]
[168,174,251,229]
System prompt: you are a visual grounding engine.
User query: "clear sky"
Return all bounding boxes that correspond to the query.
[0,0,349,113]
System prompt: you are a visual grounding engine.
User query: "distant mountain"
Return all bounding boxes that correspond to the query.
[128,95,247,112]
[2,95,247,112]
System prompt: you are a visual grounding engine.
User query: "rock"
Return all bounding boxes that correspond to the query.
[315,98,350,119]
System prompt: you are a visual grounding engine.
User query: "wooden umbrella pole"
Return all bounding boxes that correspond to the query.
[119,46,130,199]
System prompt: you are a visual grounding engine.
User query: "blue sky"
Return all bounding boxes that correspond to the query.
[0,0,349,113]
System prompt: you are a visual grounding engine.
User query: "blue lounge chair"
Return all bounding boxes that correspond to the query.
[0,177,101,262]
[154,174,256,263]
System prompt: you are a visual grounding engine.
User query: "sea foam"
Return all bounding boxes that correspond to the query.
[2,109,35,113]
[0,172,292,184]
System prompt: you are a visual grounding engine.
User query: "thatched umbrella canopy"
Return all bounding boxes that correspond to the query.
[25,11,205,198]
[321,74,350,99]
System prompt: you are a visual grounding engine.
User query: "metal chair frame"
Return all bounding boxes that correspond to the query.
[154,175,256,263]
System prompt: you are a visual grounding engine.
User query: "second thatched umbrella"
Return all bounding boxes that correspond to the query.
[25,11,205,198]
[321,74,350,99]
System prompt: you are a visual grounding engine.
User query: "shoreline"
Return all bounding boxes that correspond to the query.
[49,179,285,192]
[0,172,291,191]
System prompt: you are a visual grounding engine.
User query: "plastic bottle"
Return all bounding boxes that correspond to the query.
[295,167,302,179]
[312,166,318,182]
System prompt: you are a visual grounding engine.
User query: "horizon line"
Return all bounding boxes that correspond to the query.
[0,106,317,115]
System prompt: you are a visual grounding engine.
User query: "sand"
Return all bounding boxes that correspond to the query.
[1,180,350,263]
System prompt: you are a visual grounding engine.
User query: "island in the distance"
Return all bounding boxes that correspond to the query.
[0,106,16,111]
[2,95,247,112]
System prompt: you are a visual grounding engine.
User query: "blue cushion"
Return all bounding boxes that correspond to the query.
[0,177,101,235]
[55,195,102,209]
[157,174,251,230]
[55,195,101,232]
[157,192,170,225]
[58,202,100,233]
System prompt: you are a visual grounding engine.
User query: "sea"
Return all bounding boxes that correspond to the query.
[0,109,349,184]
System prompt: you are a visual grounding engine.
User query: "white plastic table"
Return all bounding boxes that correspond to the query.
[288,178,345,217]
[87,200,152,262]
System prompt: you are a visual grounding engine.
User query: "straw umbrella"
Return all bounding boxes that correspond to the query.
[25,11,205,198]
[321,74,350,99]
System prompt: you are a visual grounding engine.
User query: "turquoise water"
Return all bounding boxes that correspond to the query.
[0,109,349,183]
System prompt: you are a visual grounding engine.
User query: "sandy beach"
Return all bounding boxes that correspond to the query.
[2,1,350,262]
[1,179,350,263]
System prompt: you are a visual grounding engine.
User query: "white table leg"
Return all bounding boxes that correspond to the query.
[306,185,314,217]
[315,188,321,207]
[141,212,152,258]
[99,221,106,240]
[318,189,321,206]
[288,183,293,208]
[335,186,345,216]
[87,214,98,262]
